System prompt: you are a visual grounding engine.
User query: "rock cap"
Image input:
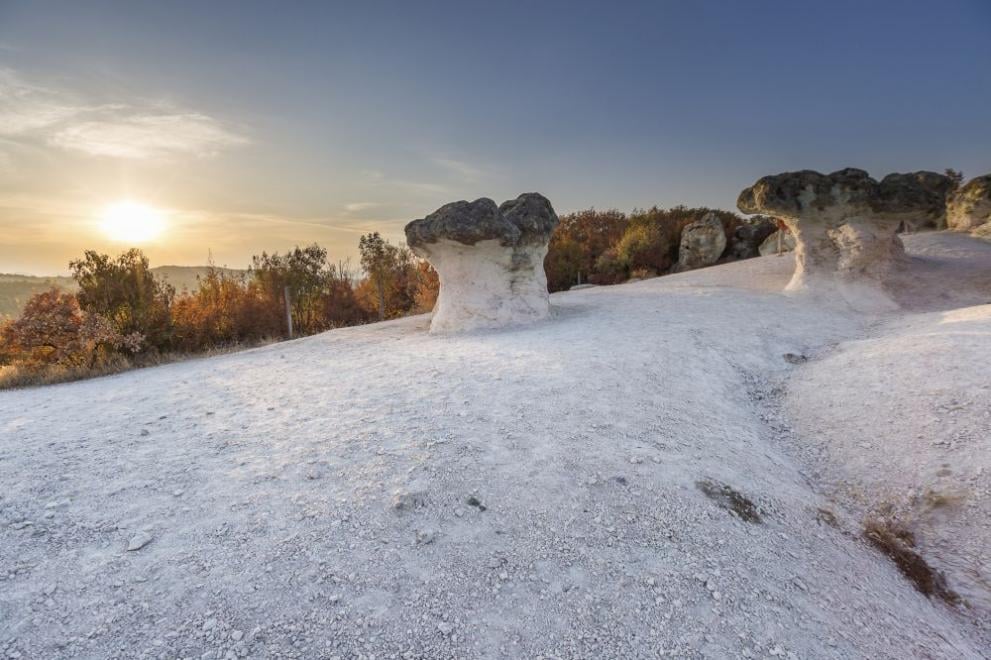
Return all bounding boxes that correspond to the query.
[405,193,558,249]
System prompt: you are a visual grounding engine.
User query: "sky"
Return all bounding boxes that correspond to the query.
[1,0,989,275]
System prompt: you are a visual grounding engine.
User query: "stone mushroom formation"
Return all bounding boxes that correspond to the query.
[737,168,952,311]
[404,192,559,333]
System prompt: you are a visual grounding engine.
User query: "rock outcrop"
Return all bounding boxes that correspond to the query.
[738,168,952,311]
[878,171,956,231]
[947,174,991,235]
[405,193,559,333]
[676,212,727,270]
[728,215,778,260]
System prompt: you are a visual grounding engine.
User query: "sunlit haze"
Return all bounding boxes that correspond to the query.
[99,201,167,244]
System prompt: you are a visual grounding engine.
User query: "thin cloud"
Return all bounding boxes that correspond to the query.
[50,113,247,159]
[0,68,248,159]
[344,202,381,212]
[432,156,482,182]
[0,69,86,135]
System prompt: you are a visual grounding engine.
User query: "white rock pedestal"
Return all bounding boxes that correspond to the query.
[405,193,559,333]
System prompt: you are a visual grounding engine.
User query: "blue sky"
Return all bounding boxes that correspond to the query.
[1,0,989,273]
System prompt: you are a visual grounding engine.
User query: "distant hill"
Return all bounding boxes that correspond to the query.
[0,266,246,319]
[0,274,77,319]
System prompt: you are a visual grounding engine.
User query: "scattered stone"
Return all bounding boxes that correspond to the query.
[466,496,486,511]
[782,353,807,365]
[414,529,437,546]
[392,489,427,512]
[126,532,154,551]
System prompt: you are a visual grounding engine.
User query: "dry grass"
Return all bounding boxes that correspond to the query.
[696,478,762,523]
[0,338,278,390]
[862,517,960,605]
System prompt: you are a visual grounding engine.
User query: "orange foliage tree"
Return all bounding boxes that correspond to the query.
[0,288,143,370]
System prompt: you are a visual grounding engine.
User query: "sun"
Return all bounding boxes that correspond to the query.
[99,201,167,243]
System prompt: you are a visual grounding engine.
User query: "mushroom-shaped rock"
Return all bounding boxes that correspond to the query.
[737,168,943,311]
[947,174,991,235]
[404,193,559,333]
[676,212,727,270]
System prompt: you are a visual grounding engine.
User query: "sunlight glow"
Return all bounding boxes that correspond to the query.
[99,201,167,243]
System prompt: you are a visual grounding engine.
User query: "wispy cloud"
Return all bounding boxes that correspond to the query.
[344,202,381,212]
[49,113,247,158]
[0,68,248,159]
[432,156,482,182]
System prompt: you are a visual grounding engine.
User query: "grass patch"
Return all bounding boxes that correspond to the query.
[696,479,762,523]
[0,339,276,390]
[862,517,960,605]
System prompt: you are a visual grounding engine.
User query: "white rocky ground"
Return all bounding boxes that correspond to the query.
[1,232,989,659]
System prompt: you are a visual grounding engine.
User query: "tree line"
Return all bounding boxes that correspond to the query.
[1,204,746,386]
[0,233,438,384]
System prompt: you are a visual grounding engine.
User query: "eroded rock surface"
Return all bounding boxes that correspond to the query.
[738,168,951,311]
[759,229,797,256]
[677,211,727,270]
[947,174,991,236]
[405,193,558,332]
[878,171,955,230]
[729,215,778,260]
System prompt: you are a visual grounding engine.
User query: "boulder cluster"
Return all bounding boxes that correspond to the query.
[405,193,558,333]
[737,168,970,310]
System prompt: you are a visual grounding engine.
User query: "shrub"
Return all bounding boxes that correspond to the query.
[170,267,283,352]
[545,209,628,291]
[0,288,142,370]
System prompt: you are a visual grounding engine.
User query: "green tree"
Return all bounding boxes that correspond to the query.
[251,244,334,336]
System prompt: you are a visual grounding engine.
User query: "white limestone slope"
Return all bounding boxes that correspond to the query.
[0,232,989,659]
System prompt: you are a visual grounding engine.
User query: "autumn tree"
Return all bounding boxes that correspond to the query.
[1,288,142,370]
[170,266,283,351]
[413,261,440,313]
[545,209,628,291]
[69,249,173,351]
[358,233,389,321]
